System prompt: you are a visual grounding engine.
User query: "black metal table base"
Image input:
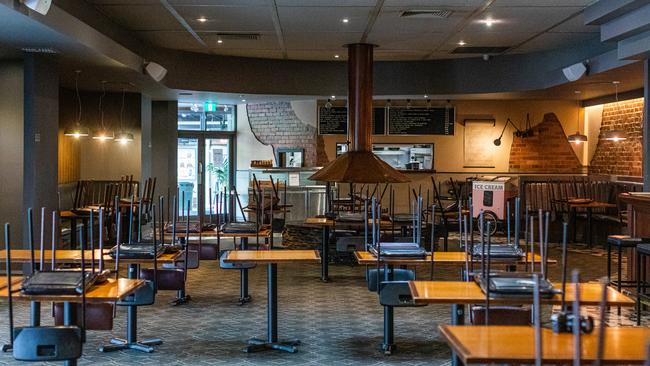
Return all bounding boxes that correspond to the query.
[321,227,330,282]
[1,344,11,352]
[170,291,192,306]
[238,295,252,305]
[450,303,465,366]
[99,338,162,353]
[243,338,301,353]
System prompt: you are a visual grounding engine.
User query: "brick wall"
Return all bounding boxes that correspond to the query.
[246,102,328,167]
[509,113,582,173]
[589,98,644,177]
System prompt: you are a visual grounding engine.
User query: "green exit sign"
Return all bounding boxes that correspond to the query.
[204,102,217,112]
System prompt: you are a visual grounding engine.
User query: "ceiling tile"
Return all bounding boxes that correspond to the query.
[373,49,430,60]
[366,32,446,50]
[372,6,468,35]
[283,32,362,50]
[286,50,349,60]
[465,6,584,34]
[168,0,269,5]
[209,49,285,59]
[136,31,281,50]
[175,5,276,32]
[201,32,280,49]
[276,0,377,6]
[492,0,594,6]
[514,32,599,53]
[97,4,184,31]
[549,13,599,33]
[383,0,484,6]
[277,6,372,32]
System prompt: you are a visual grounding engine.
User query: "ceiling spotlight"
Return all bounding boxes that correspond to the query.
[334,54,340,59]
[217,38,223,44]
[458,40,466,46]
[342,18,349,23]
[196,17,208,23]
[478,18,498,27]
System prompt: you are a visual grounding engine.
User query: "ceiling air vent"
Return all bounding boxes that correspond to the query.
[216,33,261,41]
[451,46,510,54]
[400,9,453,19]
[21,47,58,54]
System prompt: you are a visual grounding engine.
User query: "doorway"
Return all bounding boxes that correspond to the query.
[177,135,234,221]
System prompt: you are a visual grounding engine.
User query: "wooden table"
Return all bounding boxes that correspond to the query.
[218,227,273,304]
[439,325,650,365]
[354,251,553,266]
[408,281,635,307]
[223,250,320,353]
[410,280,635,366]
[305,216,392,282]
[0,249,182,265]
[0,277,144,303]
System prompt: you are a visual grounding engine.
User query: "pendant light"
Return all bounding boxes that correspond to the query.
[64,70,90,138]
[92,81,114,141]
[568,90,587,144]
[604,81,627,142]
[115,88,134,144]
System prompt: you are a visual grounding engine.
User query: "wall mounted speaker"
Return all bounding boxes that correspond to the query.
[144,62,167,82]
[21,0,51,15]
[562,62,587,82]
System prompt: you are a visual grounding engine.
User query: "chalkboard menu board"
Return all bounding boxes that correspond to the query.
[388,107,455,135]
[318,106,347,135]
[318,107,387,135]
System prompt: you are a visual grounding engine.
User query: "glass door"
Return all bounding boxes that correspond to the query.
[204,138,231,219]
[177,135,233,222]
[177,138,200,217]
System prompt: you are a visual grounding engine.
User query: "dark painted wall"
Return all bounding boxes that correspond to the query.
[145,101,178,199]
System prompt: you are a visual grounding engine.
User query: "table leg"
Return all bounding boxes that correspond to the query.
[63,301,77,366]
[321,226,330,282]
[382,264,394,355]
[587,208,593,247]
[99,264,162,353]
[571,207,577,243]
[450,304,465,366]
[244,263,300,353]
[239,237,251,305]
[30,301,41,326]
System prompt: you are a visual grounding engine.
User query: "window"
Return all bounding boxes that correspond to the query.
[178,102,236,131]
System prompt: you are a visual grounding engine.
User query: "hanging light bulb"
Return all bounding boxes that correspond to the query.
[92,81,114,141]
[568,90,587,144]
[325,98,333,109]
[604,81,627,142]
[64,70,90,138]
[114,88,133,144]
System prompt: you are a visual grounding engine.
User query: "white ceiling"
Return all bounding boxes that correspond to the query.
[86,0,601,61]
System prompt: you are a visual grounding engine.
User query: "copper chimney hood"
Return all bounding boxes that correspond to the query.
[310,44,410,184]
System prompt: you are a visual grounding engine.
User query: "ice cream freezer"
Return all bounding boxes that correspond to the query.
[471,176,518,220]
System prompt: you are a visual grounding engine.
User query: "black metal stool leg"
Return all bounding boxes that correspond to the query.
[618,245,623,315]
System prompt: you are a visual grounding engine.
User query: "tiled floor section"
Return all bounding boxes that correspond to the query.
[0,238,645,365]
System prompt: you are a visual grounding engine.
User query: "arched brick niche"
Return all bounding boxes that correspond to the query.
[509,113,582,173]
[589,98,644,177]
[246,102,328,167]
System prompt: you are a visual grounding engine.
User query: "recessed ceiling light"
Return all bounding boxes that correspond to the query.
[457,40,466,46]
[217,39,223,44]
[342,18,349,23]
[196,17,208,23]
[334,54,340,59]
[478,18,498,27]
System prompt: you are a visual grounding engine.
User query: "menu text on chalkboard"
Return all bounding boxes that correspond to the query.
[318,106,387,135]
[387,107,455,135]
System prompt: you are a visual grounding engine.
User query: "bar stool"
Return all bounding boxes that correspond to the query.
[607,235,642,292]
[636,243,650,325]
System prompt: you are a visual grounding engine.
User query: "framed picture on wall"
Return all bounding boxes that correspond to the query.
[463,119,496,168]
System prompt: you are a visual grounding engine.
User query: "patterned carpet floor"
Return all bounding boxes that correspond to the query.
[0,236,646,365]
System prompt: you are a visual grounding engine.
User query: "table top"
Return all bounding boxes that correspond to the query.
[304,217,393,227]
[354,251,553,266]
[560,200,617,209]
[0,277,22,290]
[439,325,649,365]
[0,277,144,303]
[218,227,272,238]
[408,281,635,306]
[0,249,182,264]
[223,250,321,264]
